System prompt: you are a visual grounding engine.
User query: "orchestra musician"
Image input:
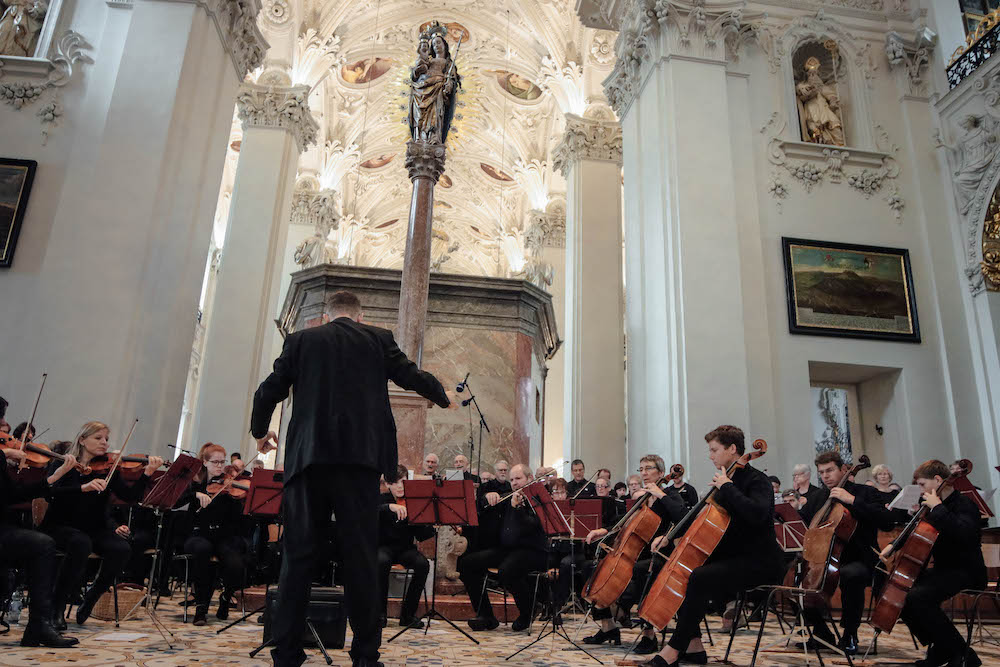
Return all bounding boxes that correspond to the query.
[42,421,163,628]
[459,463,547,632]
[550,478,568,500]
[640,426,783,667]
[1,447,91,647]
[882,460,986,667]
[376,464,434,629]
[177,442,251,626]
[251,290,450,667]
[566,459,596,498]
[669,469,698,509]
[583,454,687,654]
[453,454,480,483]
[798,451,895,654]
[790,463,819,508]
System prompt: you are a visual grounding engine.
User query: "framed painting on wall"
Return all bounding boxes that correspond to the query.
[781,237,920,343]
[0,158,37,268]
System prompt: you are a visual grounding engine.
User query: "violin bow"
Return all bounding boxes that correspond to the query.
[101,418,139,487]
[18,373,47,470]
[199,451,261,510]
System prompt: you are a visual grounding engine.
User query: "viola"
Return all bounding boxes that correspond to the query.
[1,433,92,474]
[870,459,972,636]
[583,463,685,610]
[637,440,767,630]
[87,453,168,481]
[800,454,872,599]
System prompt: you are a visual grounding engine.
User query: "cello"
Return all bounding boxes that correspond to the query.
[582,464,685,609]
[638,439,767,630]
[870,459,971,636]
[800,454,871,598]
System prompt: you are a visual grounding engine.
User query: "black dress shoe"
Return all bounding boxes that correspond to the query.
[399,616,424,629]
[193,608,208,626]
[583,627,621,645]
[839,631,859,655]
[915,643,950,667]
[467,615,499,631]
[52,610,67,632]
[378,614,387,628]
[635,635,660,654]
[75,595,98,626]
[511,615,531,632]
[639,656,677,667]
[948,647,981,667]
[679,650,708,664]
[216,593,232,621]
[21,620,79,648]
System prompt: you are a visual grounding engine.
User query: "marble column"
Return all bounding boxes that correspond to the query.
[594,1,754,481]
[0,0,266,453]
[553,115,626,474]
[397,141,447,366]
[191,82,318,451]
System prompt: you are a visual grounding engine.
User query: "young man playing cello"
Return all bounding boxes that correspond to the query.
[883,459,985,667]
[641,426,783,667]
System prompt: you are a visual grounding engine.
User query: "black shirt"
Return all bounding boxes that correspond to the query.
[924,490,987,586]
[566,479,596,498]
[477,493,546,552]
[709,464,782,562]
[799,480,894,567]
[1,470,79,527]
[377,492,435,553]
[178,477,247,539]
[670,482,699,509]
[43,464,150,535]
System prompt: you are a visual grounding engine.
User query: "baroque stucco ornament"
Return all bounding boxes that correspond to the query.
[236,82,318,152]
[885,28,937,98]
[404,140,447,183]
[552,114,623,176]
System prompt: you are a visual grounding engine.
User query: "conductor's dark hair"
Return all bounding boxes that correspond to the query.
[325,290,362,318]
[571,459,585,467]
[704,425,745,455]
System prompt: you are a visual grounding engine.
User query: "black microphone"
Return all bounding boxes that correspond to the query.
[456,372,470,393]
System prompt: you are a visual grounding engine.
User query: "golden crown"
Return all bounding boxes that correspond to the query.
[420,20,448,41]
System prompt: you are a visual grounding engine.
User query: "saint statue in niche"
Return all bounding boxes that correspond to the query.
[0,0,47,57]
[407,20,461,145]
[795,55,846,147]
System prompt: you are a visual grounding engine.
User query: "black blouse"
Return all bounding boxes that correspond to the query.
[42,462,149,535]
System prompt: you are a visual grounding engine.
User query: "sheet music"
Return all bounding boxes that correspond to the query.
[888,484,923,510]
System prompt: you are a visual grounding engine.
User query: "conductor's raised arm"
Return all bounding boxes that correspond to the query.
[378,328,450,408]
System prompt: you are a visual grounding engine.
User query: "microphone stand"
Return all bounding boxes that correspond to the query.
[458,378,490,483]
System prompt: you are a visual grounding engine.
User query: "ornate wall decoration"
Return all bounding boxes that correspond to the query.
[528,208,566,248]
[261,0,291,28]
[292,27,341,85]
[235,82,319,152]
[538,56,585,114]
[590,30,616,65]
[552,113,622,175]
[207,0,269,80]
[292,188,341,268]
[885,28,937,98]
[981,185,1000,290]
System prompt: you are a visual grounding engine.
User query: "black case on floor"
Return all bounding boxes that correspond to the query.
[263,585,347,649]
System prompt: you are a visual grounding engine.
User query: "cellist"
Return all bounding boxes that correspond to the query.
[640,426,782,667]
[880,459,986,667]
[798,451,894,655]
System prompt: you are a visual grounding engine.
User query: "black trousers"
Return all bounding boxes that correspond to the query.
[376,545,429,621]
[183,532,247,612]
[458,546,547,619]
[271,464,380,667]
[804,560,875,636]
[667,556,781,651]
[46,525,131,611]
[0,524,59,623]
[901,567,979,654]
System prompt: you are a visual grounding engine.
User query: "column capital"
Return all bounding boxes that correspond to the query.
[405,140,447,183]
[552,114,623,177]
[885,28,937,99]
[159,0,268,80]
[528,209,566,249]
[236,82,318,152]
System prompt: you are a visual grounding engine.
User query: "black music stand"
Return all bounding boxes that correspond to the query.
[554,499,603,614]
[388,478,479,645]
[125,454,202,647]
[508,487,602,664]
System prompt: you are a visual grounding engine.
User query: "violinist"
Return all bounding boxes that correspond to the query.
[582,454,687,653]
[178,442,251,626]
[42,421,163,628]
[550,478,568,500]
[640,426,783,667]
[882,460,986,667]
[791,463,819,507]
[458,463,547,632]
[376,464,433,629]
[798,451,894,655]
[1,446,94,647]
[566,459,596,498]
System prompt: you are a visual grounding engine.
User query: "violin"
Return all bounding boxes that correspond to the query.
[583,463,685,610]
[87,453,168,481]
[870,459,971,636]
[800,454,872,599]
[0,433,92,475]
[638,440,768,630]
[206,477,250,499]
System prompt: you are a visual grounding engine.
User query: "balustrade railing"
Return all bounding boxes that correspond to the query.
[949,12,1000,89]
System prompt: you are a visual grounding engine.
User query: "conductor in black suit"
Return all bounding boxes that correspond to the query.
[251,290,451,667]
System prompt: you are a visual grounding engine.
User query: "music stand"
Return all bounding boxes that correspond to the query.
[507,487,602,664]
[125,453,202,647]
[956,475,995,519]
[388,479,479,645]
[553,499,603,614]
[774,502,807,552]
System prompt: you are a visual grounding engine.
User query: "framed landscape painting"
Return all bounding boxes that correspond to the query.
[0,158,37,268]
[782,237,920,343]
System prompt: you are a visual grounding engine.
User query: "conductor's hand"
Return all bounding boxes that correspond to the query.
[389,503,408,521]
[256,431,278,455]
[586,528,608,545]
[444,390,459,409]
[485,492,501,506]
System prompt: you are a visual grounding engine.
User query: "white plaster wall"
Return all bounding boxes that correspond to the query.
[541,243,566,468]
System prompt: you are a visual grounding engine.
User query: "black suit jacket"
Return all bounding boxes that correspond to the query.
[250,318,450,483]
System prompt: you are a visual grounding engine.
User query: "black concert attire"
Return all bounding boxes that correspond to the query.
[899,491,987,660]
[666,465,784,652]
[42,464,150,624]
[376,492,434,624]
[798,481,894,640]
[251,317,448,667]
[177,477,251,620]
[670,481,699,509]
[471,478,512,552]
[0,470,80,644]
[566,479,596,498]
[549,496,622,614]
[458,493,548,624]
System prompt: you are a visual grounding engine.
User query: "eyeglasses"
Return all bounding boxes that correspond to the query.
[207,459,226,465]
[638,466,658,473]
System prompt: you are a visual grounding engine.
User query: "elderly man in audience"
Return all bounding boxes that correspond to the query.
[420,453,440,478]
[453,454,480,483]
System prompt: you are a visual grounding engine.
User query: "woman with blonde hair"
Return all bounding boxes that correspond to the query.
[866,463,901,495]
[42,421,163,627]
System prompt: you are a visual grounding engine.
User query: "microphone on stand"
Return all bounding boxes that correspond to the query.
[456,372,470,393]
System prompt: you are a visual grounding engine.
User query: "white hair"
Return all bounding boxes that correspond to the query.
[792,463,811,476]
[871,463,893,480]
